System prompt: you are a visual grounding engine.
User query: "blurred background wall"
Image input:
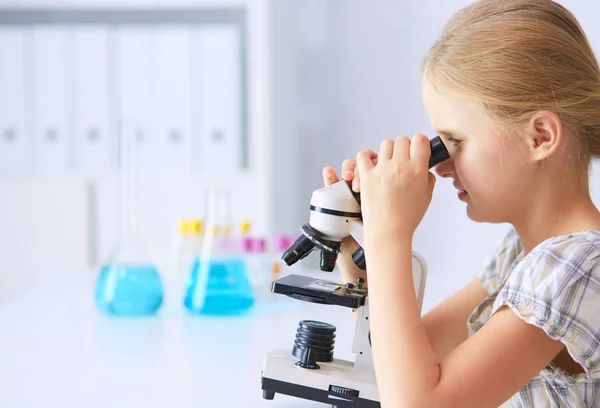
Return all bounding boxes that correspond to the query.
[0,0,598,312]
[273,0,600,311]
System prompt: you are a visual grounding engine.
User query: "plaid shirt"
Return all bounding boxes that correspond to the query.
[467,228,600,407]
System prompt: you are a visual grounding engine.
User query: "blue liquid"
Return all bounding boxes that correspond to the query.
[184,258,254,316]
[95,264,164,316]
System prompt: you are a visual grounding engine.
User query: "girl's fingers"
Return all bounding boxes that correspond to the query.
[341,158,356,181]
[322,166,340,186]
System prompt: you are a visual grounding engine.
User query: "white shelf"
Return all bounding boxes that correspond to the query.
[0,0,246,9]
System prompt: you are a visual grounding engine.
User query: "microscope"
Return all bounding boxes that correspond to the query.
[260,136,449,407]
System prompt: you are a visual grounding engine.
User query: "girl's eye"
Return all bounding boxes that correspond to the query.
[447,137,462,147]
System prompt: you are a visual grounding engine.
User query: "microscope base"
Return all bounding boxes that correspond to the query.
[261,349,380,407]
[261,377,380,407]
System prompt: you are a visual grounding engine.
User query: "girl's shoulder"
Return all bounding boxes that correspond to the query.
[479,227,524,295]
[492,230,600,375]
[479,229,600,295]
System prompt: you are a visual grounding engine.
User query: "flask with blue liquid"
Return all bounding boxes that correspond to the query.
[95,120,164,316]
[183,189,254,316]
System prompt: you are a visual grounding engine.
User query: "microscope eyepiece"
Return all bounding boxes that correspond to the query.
[348,136,450,206]
[429,135,450,168]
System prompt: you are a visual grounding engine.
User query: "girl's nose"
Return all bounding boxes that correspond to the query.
[434,156,456,179]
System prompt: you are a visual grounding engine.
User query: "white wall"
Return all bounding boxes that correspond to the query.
[289,0,600,311]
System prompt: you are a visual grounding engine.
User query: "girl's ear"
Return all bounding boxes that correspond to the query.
[527,111,563,161]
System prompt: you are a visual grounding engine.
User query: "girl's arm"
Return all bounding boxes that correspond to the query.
[421,276,488,362]
[339,231,488,362]
[342,246,489,364]
[367,236,564,408]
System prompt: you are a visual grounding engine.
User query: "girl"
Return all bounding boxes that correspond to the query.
[322,1,600,407]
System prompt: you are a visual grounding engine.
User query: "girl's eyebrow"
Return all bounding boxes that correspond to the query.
[436,129,465,138]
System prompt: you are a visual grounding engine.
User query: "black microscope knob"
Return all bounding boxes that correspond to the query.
[292,320,336,369]
[329,385,360,398]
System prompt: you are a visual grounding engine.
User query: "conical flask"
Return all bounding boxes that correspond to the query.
[183,188,254,315]
[94,120,164,316]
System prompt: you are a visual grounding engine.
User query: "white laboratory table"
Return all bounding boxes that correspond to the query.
[0,273,358,408]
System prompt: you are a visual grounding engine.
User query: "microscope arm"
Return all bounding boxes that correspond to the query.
[347,220,428,373]
[347,218,427,312]
[348,218,365,248]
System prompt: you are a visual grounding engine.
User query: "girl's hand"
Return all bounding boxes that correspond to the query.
[322,154,378,247]
[322,157,377,289]
[322,155,378,192]
[356,134,436,240]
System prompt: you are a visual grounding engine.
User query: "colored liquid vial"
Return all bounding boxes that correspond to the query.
[95,119,164,316]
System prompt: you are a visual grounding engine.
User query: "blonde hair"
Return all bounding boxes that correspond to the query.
[422,0,600,172]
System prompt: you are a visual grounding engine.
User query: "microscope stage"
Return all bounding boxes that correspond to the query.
[271,274,367,309]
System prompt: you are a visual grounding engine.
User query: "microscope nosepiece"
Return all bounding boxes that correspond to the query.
[281,224,342,269]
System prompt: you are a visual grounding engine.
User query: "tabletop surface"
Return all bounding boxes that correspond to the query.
[0,273,359,408]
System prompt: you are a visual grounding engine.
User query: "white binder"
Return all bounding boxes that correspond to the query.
[0,28,28,175]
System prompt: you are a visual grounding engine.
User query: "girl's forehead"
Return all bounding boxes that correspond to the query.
[422,78,486,134]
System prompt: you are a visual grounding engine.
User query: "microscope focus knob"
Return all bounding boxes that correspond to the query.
[329,385,360,398]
